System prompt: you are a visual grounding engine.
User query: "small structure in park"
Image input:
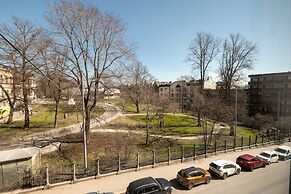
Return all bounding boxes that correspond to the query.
[0,147,41,191]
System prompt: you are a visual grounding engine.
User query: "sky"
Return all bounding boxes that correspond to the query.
[0,0,290,82]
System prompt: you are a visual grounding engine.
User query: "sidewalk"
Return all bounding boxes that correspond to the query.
[12,142,291,194]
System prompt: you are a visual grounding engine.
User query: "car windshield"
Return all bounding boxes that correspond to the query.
[210,162,221,170]
[260,152,270,158]
[275,148,287,154]
[237,157,248,162]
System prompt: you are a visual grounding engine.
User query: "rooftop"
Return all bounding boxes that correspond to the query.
[249,71,291,77]
[0,147,40,164]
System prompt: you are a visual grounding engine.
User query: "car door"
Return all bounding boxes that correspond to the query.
[193,170,205,184]
[223,164,235,175]
[271,154,278,163]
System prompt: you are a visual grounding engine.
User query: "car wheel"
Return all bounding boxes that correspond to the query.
[250,166,254,171]
[188,184,194,190]
[268,161,271,165]
[262,163,266,168]
[222,173,228,179]
[205,178,211,184]
[236,169,241,175]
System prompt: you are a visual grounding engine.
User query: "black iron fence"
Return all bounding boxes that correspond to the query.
[1,132,290,192]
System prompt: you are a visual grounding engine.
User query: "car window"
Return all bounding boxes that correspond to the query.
[223,164,231,169]
[271,154,277,157]
[195,170,204,176]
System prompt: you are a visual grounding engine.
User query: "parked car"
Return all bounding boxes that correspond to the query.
[209,159,241,179]
[126,177,172,194]
[257,151,279,164]
[274,145,291,160]
[176,166,211,190]
[236,154,267,171]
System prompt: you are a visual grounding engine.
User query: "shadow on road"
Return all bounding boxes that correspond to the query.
[170,179,188,190]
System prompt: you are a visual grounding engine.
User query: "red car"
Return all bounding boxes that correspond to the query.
[236,154,267,171]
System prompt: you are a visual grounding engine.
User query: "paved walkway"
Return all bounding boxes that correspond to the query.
[11,142,291,194]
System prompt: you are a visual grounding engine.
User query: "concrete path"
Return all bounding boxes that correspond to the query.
[12,142,291,194]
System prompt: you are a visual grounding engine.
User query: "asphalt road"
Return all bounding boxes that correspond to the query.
[16,143,291,194]
[171,159,290,194]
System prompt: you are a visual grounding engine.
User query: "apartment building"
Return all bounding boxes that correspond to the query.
[0,64,37,108]
[157,76,216,111]
[248,71,291,118]
[0,65,13,100]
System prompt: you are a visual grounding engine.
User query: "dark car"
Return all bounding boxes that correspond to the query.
[126,177,172,194]
[236,154,267,171]
[176,166,211,190]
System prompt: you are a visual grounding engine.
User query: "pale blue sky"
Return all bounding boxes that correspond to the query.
[0,0,290,81]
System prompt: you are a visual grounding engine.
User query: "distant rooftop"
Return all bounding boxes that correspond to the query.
[249,71,291,77]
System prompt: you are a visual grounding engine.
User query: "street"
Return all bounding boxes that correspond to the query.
[171,159,290,194]
[14,143,290,194]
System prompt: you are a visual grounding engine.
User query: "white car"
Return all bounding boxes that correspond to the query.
[209,159,241,179]
[257,151,279,164]
[274,145,291,160]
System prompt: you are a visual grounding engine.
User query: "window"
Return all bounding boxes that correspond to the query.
[160,88,163,92]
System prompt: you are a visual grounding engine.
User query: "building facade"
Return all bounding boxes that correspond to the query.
[248,72,291,118]
[157,77,216,111]
[0,65,37,109]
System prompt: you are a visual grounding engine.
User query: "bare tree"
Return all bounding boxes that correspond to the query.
[120,60,154,113]
[47,1,133,140]
[219,33,258,90]
[186,32,220,126]
[38,41,71,128]
[0,17,44,128]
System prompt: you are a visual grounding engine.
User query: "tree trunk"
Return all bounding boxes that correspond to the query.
[136,103,140,113]
[6,107,14,124]
[85,111,91,143]
[229,124,235,136]
[53,100,59,128]
[23,86,30,129]
[197,112,202,126]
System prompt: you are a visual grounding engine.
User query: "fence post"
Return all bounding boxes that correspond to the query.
[181,145,184,162]
[273,132,276,141]
[152,149,156,168]
[249,136,251,148]
[241,136,244,150]
[224,139,227,153]
[233,138,236,151]
[45,166,49,188]
[255,135,258,147]
[193,144,196,160]
[95,157,100,178]
[117,154,121,173]
[1,165,4,188]
[262,135,264,145]
[168,147,171,165]
[214,141,217,155]
[204,142,208,158]
[72,162,77,183]
[136,153,140,170]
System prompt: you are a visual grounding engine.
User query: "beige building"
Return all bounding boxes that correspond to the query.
[0,65,13,100]
[0,65,37,109]
[157,76,216,111]
[249,71,291,118]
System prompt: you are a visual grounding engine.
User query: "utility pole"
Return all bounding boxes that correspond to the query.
[235,88,238,137]
[81,74,88,172]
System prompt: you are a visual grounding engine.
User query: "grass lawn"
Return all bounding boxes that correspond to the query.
[0,103,104,140]
[112,114,204,136]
